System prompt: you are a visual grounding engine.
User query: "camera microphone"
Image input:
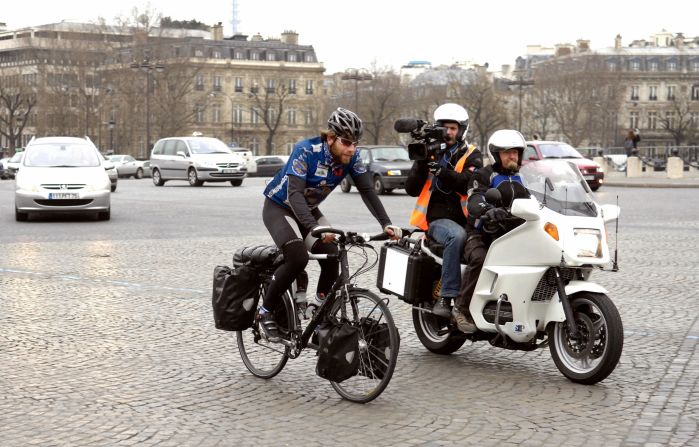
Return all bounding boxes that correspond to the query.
[394,118,420,133]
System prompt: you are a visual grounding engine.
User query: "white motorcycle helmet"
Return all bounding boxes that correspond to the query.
[433,103,469,142]
[486,129,526,165]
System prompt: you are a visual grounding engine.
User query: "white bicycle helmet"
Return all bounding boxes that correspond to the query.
[327,107,363,141]
[486,129,526,165]
[433,103,469,142]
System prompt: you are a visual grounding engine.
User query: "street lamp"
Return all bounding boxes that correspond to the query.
[209,91,237,145]
[108,120,116,152]
[341,68,372,112]
[506,75,535,131]
[131,59,164,157]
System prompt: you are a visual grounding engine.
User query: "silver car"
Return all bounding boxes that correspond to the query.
[15,137,112,221]
[150,137,247,187]
[108,154,146,179]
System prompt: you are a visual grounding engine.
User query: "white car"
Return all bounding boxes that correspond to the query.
[14,137,112,221]
[108,154,146,179]
[149,136,247,186]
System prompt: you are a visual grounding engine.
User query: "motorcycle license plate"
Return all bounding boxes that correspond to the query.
[49,193,78,199]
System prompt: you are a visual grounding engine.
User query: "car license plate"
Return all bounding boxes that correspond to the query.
[222,169,236,174]
[584,175,595,180]
[48,193,78,199]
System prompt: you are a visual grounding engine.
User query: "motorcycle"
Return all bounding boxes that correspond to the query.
[377,160,623,384]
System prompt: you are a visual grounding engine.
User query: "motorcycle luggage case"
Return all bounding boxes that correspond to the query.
[377,244,436,304]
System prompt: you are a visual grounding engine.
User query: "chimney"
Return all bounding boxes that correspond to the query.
[281,30,298,45]
[554,44,573,57]
[614,34,622,49]
[576,39,590,52]
[212,22,223,41]
[675,32,685,49]
[251,32,263,42]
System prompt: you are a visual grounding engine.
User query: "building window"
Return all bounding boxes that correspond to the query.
[607,61,617,71]
[250,52,259,61]
[647,111,657,130]
[234,50,244,60]
[250,138,260,154]
[630,60,640,71]
[195,74,204,91]
[649,85,657,101]
[267,52,276,61]
[665,111,676,129]
[305,54,314,63]
[692,61,699,72]
[234,77,243,93]
[630,85,639,101]
[251,107,260,124]
[690,112,699,129]
[266,78,276,93]
[667,85,676,100]
[233,105,244,124]
[213,75,222,92]
[305,80,314,95]
[305,110,313,125]
[213,50,222,59]
[267,108,276,123]
[195,105,205,123]
[288,79,297,94]
[667,61,677,71]
[649,61,658,72]
[212,104,221,123]
[630,111,639,129]
[194,48,204,57]
[692,85,699,101]
[287,108,297,125]
[288,53,297,62]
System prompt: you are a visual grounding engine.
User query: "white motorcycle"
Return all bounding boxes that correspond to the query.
[377,160,623,384]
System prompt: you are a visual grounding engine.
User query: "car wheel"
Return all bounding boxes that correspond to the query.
[230,179,243,187]
[111,184,117,192]
[385,188,394,194]
[152,169,165,186]
[373,176,385,195]
[135,168,143,179]
[188,168,203,186]
[98,209,111,221]
[340,177,351,193]
[15,208,28,222]
[590,184,600,192]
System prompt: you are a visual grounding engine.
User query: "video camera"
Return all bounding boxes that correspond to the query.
[393,118,449,161]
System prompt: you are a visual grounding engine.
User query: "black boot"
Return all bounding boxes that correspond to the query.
[432,297,452,319]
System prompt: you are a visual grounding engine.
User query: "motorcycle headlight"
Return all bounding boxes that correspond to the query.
[573,228,602,258]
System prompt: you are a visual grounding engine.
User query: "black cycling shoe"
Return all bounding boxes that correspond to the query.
[257,311,281,342]
[432,297,452,319]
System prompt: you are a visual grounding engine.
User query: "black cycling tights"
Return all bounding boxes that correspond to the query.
[262,199,339,311]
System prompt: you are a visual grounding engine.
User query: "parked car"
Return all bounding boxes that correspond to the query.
[523,141,604,191]
[6,151,24,179]
[0,157,9,179]
[141,160,152,178]
[248,155,289,177]
[100,153,118,192]
[14,136,111,221]
[108,154,146,179]
[339,145,413,194]
[149,136,247,186]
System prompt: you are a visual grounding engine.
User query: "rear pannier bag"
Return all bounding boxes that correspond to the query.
[212,264,260,331]
[315,321,360,383]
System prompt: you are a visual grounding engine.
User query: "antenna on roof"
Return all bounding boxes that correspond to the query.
[231,0,240,35]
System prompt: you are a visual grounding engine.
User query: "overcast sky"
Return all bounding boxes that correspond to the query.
[3,0,696,74]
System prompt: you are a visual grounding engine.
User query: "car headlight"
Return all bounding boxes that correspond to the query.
[573,228,602,258]
[16,177,38,192]
[386,170,402,176]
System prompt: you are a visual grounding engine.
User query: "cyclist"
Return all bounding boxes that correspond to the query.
[259,107,402,341]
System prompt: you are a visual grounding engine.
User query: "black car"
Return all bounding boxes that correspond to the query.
[250,155,288,177]
[340,145,412,195]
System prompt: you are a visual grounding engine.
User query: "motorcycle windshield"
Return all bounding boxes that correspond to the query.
[519,160,597,217]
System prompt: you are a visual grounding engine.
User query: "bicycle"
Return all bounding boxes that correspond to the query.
[236,227,400,403]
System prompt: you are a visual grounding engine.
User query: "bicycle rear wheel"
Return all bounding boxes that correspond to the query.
[329,289,400,403]
[236,284,293,379]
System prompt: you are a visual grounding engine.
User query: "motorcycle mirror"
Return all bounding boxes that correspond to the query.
[485,188,502,206]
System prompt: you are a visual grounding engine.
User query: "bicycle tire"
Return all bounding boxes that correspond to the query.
[237,283,293,379]
[329,289,400,403]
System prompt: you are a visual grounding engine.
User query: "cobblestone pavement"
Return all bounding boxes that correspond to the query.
[0,179,697,446]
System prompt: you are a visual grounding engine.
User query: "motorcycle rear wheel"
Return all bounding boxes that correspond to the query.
[412,302,467,355]
[548,292,623,385]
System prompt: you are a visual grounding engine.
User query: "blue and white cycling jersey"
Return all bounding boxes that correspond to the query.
[263,136,367,209]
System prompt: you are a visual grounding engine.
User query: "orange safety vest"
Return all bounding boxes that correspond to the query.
[409,144,477,231]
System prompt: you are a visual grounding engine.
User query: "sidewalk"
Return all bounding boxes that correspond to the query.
[604,171,699,188]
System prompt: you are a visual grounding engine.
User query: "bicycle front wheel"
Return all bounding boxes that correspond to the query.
[329,289,400,403]
[236,286,292,379]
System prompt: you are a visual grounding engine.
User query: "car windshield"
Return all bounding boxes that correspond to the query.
[24,143,100,167]
[108,155,123,162]
[187,138,233,155]
[539,143,583,159]
[519,160,597,217]
[370,147,410,162]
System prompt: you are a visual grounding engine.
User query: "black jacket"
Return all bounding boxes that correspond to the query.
[406,143,482,227]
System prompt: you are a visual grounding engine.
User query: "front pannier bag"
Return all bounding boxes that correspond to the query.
[212,264,260,331]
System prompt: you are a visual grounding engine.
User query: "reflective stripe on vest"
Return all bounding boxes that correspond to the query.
[409,144,477,230]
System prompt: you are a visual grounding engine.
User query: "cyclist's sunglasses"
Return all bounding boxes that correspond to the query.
[336,136,359,147]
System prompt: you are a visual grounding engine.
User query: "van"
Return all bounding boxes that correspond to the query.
[150,137,247,186]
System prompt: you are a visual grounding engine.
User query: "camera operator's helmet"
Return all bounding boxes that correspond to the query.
[433,103,469,142]
[486,129,526,165]
[327,107,363,142]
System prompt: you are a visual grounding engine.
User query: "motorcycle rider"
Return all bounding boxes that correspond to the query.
[259,107,401,342]
[452,129,530,333]
[405,104,482,318]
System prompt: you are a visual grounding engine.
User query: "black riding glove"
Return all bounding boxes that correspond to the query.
[483,207,508,223]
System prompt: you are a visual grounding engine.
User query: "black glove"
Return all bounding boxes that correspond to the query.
[427,161,442,177]
[483,207,508,223]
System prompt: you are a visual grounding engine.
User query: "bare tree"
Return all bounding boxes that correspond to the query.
[0,82,36,149]
[455,69,508,149]
[522,84,555,140]
[249,81,291,155]
[358,68,404,145]
[658,95,699,145]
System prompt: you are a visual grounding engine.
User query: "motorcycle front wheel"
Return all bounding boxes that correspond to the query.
[548,292,623,385]
[412,301,467,355]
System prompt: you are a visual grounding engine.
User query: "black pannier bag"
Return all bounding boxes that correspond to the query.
[315,320,360,383]
[212,264,260,331]
[358,317,392,379]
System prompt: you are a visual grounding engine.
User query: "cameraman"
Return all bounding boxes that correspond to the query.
[405,103,482,319]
